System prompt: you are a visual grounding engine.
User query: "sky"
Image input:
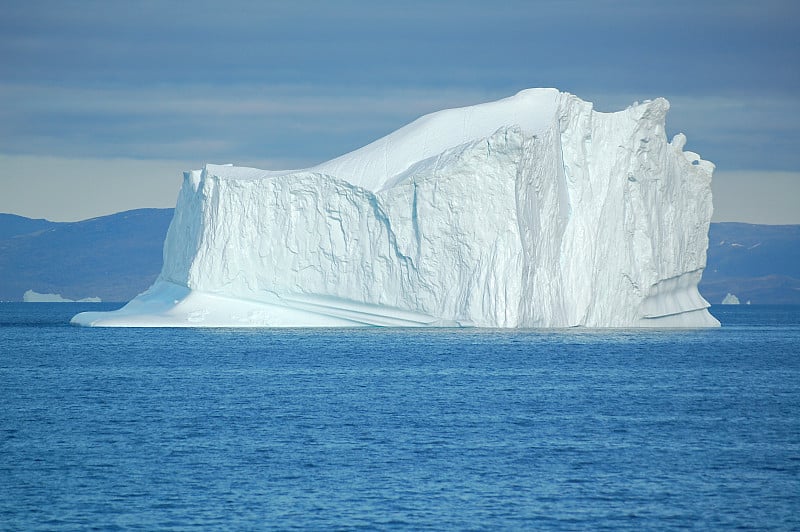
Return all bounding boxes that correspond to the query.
[1,0,798,223]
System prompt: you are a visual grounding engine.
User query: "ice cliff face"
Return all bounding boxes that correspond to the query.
[73,88,719,327]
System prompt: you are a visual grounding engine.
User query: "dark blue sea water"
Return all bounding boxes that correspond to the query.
[1,304,799,530]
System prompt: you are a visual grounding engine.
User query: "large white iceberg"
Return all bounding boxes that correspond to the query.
[73,88,719,327]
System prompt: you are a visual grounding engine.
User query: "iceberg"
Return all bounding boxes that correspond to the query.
[721,293,740,305]
[25,290,102,303]
[72,88,719,327]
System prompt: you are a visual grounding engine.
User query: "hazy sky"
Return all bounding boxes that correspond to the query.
[1,0,798,223]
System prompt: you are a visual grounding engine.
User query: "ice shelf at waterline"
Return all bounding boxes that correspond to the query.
[72,89,719,328]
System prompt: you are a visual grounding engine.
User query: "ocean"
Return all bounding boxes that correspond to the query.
[1,303,798,530]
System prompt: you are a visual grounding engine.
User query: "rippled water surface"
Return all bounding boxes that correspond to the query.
[1,304,799,529]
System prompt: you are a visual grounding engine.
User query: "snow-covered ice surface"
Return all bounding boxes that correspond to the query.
[73,88,719,328]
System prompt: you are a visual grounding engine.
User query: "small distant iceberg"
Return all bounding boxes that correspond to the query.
[721,293,740,305]
[24,290,101,303]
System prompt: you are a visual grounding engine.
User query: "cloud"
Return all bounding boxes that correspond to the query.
[2,0,797,93]
[3,82,798,172]
[0,1,797,223]
[712,171,800,225]
[0,82,504,163]
[665,95,800,171]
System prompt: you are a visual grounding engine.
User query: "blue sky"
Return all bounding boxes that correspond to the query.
[1,0,798,222]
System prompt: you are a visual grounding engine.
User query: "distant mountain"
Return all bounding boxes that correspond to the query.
[0,209,174,302]
[0,210,798,304]
[0,214,56,241]
[700,223,800,304]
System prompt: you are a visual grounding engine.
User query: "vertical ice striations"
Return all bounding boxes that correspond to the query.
[72,89,719,327]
